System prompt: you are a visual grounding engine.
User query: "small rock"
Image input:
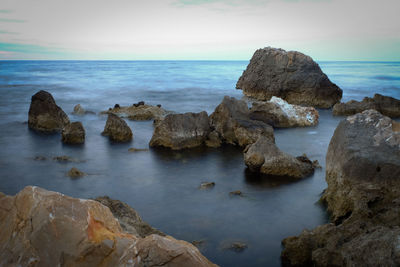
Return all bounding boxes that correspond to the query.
[53,155,78,162]
[33,156,47,161]
[72,104,86,115]
[114,104,120,109]
[199,182,215,190]
[157,104,162,108]
[61,122,85,144]
[128,148,149,152]
[229,190,243,196]
[312,160,322,169]
[138,101,145,106]
[67,167,85,178]
[223,242,248,253]
[191,240,206,249]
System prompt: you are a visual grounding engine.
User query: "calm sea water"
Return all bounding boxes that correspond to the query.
[0,60,399,266]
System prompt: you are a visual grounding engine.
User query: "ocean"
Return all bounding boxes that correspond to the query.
[0,60,399,266]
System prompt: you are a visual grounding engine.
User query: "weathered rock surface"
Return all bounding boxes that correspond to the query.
[0,186,216,267]
[94,196,164,238]
[236,47,342,108]
[149,111,211,150]
[250,96,319,127]
[67,167,86,178]
[61,121,85,144]
[333,93,400,117]
[102,114,133,142]
[101,103,168,121]
[28,90,70,133]
[281,110,400,266]
[210,96,275,147]
[244,136,315,179]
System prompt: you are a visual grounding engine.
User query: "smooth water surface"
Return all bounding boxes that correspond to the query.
[0,60,399,266]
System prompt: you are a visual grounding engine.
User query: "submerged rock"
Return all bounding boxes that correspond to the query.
[236,47,342,108]
[52,155,79,162]
[149,111,211,150]
[333,93,400,117]
[199,182,215,190]
[229,190,243,196]
[220,241,248,253]
[250,97,319,127]
[101,103,168,121]
[244,136,315,179]
[28,90,70,133]
[72,104,85,115]
[61,121,85,144]
[102,114,133,142]
[0,186,216,266]
[67,167,86,178]
[281,110,400,266]
[128,147,149,152]
[210,96,274,147]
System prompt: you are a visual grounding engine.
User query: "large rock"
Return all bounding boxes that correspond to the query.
[281,110,400,266]
[101,103,168,121]
[149,111,210,150]
[102,114,133,142]
[0,186,216,267]
[250,96,319,127]
[61,121,85,144]
[28,90,70,133]
[236,47,342,108]
[333,93,400,118]
[244,136,315,179]
[209,96,275,147]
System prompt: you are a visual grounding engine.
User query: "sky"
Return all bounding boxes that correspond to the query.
[0,0,399,61]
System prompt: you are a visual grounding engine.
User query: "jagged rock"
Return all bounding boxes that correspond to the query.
[28,90,70,133]
[244,136,315,179]
[0,186,216,267]
[102,114,133,142]
[236,47,342,108]
[72,104,85,115]
[149,112,211,150]
[61,121,85,144]
[94,196,164,238]
[281,110,400,266]
[250,96,319,127]
[333,93,400,117]
[67,167,86,178]
[199,182,215,190]
[101,103,168,121]
[210,96,274,147]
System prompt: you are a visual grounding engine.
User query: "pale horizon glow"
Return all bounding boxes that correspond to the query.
[0,0,399,61]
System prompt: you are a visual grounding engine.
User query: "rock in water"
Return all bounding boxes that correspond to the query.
[61,121,85,144]
[28,90,70,133]
[244,136,315,179]
[67,167,86,178]
[102,114,133,142]
[149,111,211,150]
[210,96,274,146]
[236,47,342,108]
[250,96,319,127]
[0,186,216,266]
[72,104,86,115]
[101,104,168,121]
[281,110,400,266]
[333,93,400,118]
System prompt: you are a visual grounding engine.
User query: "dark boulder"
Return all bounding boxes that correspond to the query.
[102,114,133,142]
[61,121,85,144]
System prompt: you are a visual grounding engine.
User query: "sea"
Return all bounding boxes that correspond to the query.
[0,60,399,266]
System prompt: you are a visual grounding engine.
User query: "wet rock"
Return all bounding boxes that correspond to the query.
[236,47,342,108]
[229,190,243,196]
[102,114,133,142]
[333,93,400,118]
[101,104,168,121]
[28,90,70,133]
[0,186,216,266]
[281,110,400,266]
[52,155,79,162]
[128,147,149,152]
[250,96,319,127]
[114,103,120,109]
[150,111,211,150]
[210,96,274,147]
[67,167,86,178]
[221,241,248,253]
[33,155,47,161]
[199,182,215,190]
[72,104,85,115]
[205,130,222,148]
[94,196,164,238]
[244,136,315,179]
[61,121,85,144]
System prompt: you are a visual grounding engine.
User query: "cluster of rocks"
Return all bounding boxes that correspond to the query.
[101,101,168,121]
[281,110,400,266]
[0,186,215,266]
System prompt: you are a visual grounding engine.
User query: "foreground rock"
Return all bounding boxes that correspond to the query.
[102,114,133,142]
[236,47,342,108]
[250,96,319,127]
[0,186,216,266]
[281,110,400,266]
[244,136,315,179]
[61,121,85,144]
[210,96,274,147]
[28,90,70,133]
[101,103,168,121]
[149,111,210,150]
[333,93,400,117]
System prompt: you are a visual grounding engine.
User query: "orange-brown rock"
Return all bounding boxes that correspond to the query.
[0,186,216,267]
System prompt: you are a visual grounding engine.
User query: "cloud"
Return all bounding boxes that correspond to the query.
[0,42,68,56]
[0,9,13,14]
[0,18,26,23]
[0,30,19,35]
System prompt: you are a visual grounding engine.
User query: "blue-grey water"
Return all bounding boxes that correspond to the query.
[0,60,399,266]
